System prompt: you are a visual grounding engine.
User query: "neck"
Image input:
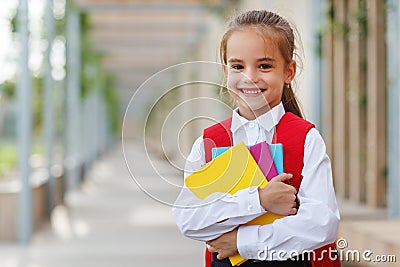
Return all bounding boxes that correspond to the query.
[238,103,278,120]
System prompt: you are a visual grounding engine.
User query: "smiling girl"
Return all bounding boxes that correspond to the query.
[173,10,341,267]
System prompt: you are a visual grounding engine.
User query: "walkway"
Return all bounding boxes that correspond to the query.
[0,141,203,267]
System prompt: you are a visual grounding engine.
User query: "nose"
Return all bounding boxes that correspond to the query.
[243,67,259,83]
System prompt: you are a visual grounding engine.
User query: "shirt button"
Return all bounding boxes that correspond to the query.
[249,122,255,128]
[248,205,253,211]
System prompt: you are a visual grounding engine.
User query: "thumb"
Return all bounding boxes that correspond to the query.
[273,173,293,182]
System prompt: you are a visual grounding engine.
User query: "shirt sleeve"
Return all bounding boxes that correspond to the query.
[237,128,340,260]
[172,135,266,241]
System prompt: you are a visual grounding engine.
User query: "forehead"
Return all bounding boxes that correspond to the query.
[226,29,282,60]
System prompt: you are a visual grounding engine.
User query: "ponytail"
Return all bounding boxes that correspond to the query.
[282,83,303,118]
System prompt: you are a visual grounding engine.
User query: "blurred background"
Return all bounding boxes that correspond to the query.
[0,0,399,266]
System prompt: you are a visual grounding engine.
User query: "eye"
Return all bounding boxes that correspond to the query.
[230,64,244,70]
[259,63,272,69]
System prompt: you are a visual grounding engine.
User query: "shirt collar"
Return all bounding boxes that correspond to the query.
[231,102,286,133]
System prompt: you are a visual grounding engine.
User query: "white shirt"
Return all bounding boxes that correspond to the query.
[172,102,340,261]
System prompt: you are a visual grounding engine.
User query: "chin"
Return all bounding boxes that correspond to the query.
[242,98,270,109]
[252,105,271,114]
[239,102,271,114]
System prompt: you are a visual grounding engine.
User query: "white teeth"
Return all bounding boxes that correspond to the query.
[242,89,261,94]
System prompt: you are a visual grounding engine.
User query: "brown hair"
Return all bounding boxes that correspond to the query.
[219,10,303,118]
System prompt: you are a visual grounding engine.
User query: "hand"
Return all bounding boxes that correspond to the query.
[206,229,238,260]
[258,173,298,215]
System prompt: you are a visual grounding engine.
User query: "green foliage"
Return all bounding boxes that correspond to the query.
[314,30,323,59]
[102,73,120,134]
[0,142,44,180]
[80,12,106,100]
[55,15,66,36]
[319,0,368,42]
[79,11,119,135]
[0,77,44,136]
[318,0,371,116]
[0,143,17,180]
[80,50,104,99]
[0,81,16,99]
[359,93,367,111]
[328,1,335,22]
[0,3,120,163]
[11,13,17,33]
[80,11,95,99]
[32,76,43,133]
[356,0,368,38]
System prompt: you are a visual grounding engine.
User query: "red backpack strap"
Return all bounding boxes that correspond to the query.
[203,117,233,163]
[275,112,314,191]
[203,117,232,267]
[205,246,212,267]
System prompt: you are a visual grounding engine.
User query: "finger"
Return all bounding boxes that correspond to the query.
[290,186,298,194]
[273,173,293,182]
[217,252,226,260]
[289,207,297,215]
[207,245,216,253]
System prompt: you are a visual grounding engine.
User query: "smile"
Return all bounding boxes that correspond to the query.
[238,88,266,95]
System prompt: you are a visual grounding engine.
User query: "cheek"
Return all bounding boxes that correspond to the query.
[227,85,239,100]
[267,75,284,89]
[226,71,241,89]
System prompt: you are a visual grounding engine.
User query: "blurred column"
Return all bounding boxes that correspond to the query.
[386,0,399,218]
[92,68,100,162]
[366,0,386,207]
[66,2,82,191]
[16,0,33,244]
[82,79,90,172]
[43,0,56,215]
[310,0,324,128]
[94,70,102,157]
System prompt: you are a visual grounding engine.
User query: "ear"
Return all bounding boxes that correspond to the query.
[284,60,296,84]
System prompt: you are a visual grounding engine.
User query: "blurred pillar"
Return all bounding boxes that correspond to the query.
[16,0,33,244]
[94,70,102,157]
[366,0,387,207]
[310,0,324,129]
[66,2,82,191]
[93,68,100,162]
[386,0,399,218]
[43,0,56,215]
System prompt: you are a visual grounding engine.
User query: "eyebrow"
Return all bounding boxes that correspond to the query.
[227,57,275,63]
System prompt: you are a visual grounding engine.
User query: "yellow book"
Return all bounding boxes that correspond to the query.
[185,142,285,266]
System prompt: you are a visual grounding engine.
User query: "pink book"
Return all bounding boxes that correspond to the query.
[249,141,278,181]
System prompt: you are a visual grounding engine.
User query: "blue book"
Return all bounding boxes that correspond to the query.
[212,143,284,174]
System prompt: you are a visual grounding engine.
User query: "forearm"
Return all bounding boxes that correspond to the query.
[237,200,340,260]
[173,186,265,241]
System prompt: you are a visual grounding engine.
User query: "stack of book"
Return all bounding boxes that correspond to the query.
[185,141,285,265]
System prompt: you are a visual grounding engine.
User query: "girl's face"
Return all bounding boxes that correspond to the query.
[224,29,296,120]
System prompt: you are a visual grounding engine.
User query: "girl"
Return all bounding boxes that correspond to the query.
[173,10,340,267]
